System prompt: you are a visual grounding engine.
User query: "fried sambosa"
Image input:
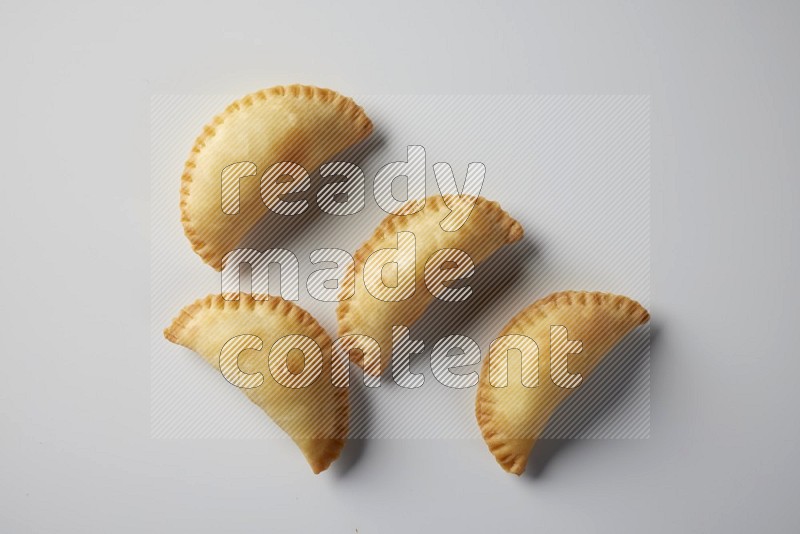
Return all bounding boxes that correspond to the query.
[164,294,348,473]
[181,85,373,270]
[476,291,649,475]
[337,195,523,376]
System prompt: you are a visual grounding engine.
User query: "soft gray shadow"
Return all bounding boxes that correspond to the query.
[412,237,539,351]
[332,378,374,477]
[523,322,661,480]
[350,236,539,390]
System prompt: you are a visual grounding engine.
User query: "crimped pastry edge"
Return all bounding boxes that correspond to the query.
[475,290,649,475]
[164,292,349,474]
[335,195,524,373]
[180,85,374,270]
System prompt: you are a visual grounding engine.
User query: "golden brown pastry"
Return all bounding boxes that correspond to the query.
[476,291,649,475]
[181,85,373,270]
[337,195,523,376]
[164,294,348,473]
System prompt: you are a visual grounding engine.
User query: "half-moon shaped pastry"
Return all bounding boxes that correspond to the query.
[164,294,348,474]
[337,195,523,376]
[475,291,649,475]
[181,85,373,270]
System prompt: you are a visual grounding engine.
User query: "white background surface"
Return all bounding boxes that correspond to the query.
[1,1,799,532]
